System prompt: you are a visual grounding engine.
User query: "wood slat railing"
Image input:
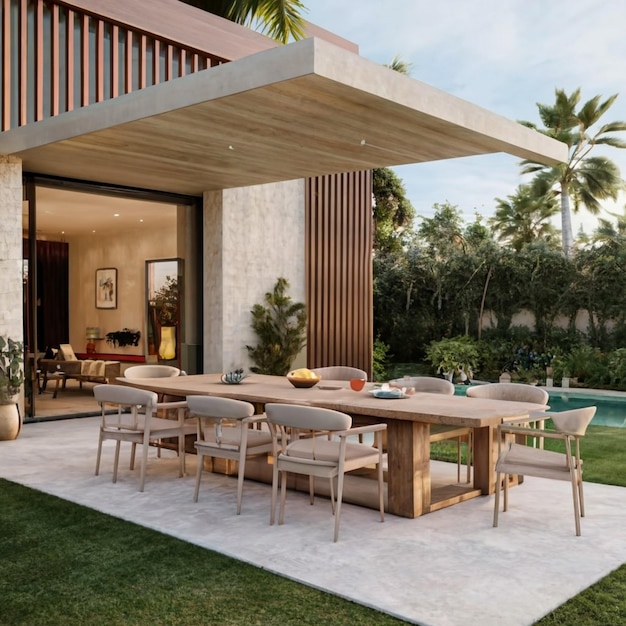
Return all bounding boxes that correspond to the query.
[0,0,226,131]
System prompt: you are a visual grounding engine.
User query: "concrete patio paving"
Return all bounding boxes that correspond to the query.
[1,416,625,626]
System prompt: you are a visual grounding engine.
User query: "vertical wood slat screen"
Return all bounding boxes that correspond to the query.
[0,0,225,131]
[306,171,373,378]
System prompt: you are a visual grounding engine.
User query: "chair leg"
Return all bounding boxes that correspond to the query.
[270,461,280,526]
[493,470,502,528]
[456,437,461,483]
[139,439,149,493]
[328,477,336,514]
[178,432,185,478]
[334,472,345,542]
[570,468,582,536]
[377,454,385,522]
[466,432,473,483]
[309,475,315,505]
[129,442,136,470]
[193,452,203,502]
[503,472,509,512]
[95,432,104,476]
[113,440,121,484]
[236,449,247,515]
[278,469,288,525]
[576,463,586,518]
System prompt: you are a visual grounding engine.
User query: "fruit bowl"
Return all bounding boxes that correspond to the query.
[286,370,320,388]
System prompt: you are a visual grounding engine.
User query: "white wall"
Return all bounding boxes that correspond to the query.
[67,225,176,356]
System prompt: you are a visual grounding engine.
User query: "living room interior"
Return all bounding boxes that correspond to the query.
[22,183,192,418]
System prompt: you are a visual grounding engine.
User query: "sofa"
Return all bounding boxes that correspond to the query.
[39,344,120,396]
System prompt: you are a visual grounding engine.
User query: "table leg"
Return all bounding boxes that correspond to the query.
[472,425,497,494]
[386,420,430,518]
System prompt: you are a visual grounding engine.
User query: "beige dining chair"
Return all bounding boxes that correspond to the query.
[391,376,472,483]
[123,364,181,378]
[124,364,185,454]
[265,403,386,542]
[466,382,549,447]
[311,366,367,381]
[187,395,273,515]
[493,406,596,536]
[93,384,193,492]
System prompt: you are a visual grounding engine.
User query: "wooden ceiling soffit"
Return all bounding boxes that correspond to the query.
[0,38,567,195]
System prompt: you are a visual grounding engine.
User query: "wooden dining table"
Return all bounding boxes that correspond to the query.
[118,374,548,519]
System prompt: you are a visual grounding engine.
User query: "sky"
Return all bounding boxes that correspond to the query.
[303,0,626,236]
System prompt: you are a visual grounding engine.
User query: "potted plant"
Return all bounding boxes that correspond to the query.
[246,277,307,375]
[0,335,25,440]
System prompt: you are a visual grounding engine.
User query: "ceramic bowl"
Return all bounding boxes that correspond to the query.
[286,373,320,388]
[221,371,247,384]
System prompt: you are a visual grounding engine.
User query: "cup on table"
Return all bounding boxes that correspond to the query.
[350,378,366,391]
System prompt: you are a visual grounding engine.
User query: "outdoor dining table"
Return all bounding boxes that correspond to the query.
[117,373,548,519]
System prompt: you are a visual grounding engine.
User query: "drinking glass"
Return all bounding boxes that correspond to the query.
[350,378,366,391]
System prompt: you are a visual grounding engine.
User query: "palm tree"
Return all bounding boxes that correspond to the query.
[489,184,559,251]
[179,0,307,44]
[519,88,626,256]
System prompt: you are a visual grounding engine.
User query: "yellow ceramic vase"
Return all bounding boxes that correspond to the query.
[158,326,176,360]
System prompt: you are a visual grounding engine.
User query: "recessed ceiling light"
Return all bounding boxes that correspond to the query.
[139,219,144,223]
[114,213,120,217]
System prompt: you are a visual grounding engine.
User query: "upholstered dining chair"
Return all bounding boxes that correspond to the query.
[311,366,367,381]
[390,376,472,483]
[187,395,273,515]
[93,384,192,492]
[466,382,549,448]
[124,364,186,453]
[265,403,386,542]
[493,406,596,536]
[123,364,181,378]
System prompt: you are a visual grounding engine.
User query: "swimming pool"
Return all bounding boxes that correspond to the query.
[454,386,626,428]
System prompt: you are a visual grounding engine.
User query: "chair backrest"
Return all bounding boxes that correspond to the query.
[124,365,181,379]
[390,376,454,395]
[58,343,78,361]
[311,366,367,381]
[93,383,158,409]
[466,382,548,404]
[187,395,255,420]
[265,403,352,431]
[550,406,596,437]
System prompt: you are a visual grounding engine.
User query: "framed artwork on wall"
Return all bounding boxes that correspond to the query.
[96,268,117,309]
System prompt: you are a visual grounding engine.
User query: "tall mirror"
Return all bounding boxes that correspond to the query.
[146,258,183,367]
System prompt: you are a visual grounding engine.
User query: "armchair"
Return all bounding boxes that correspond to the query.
[265,403,386,542]
[494,406,596,536]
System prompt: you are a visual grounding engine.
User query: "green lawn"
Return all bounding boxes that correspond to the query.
[1,425,626,625]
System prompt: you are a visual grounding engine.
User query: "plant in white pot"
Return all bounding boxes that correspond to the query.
[0,336,24,440]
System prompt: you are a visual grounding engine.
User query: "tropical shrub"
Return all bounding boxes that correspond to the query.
[425,336,479,382]
[246,278,307,375]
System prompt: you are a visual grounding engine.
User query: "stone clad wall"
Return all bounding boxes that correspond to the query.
[0,156,23,342]
[203,180,305,374]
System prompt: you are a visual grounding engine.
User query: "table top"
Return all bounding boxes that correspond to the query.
[118,374,548,428]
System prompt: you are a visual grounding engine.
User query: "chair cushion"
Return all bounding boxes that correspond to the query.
[496,442,579,481]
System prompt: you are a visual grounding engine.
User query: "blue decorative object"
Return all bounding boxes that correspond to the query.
[221,368,248,384]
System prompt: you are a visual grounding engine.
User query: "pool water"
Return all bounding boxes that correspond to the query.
[454,386,626,428]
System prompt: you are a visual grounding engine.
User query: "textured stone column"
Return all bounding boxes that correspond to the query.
[203,180,305,374]
[0,156,23,342]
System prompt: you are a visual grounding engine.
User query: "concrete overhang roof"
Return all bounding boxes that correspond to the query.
[0,37,567,196]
